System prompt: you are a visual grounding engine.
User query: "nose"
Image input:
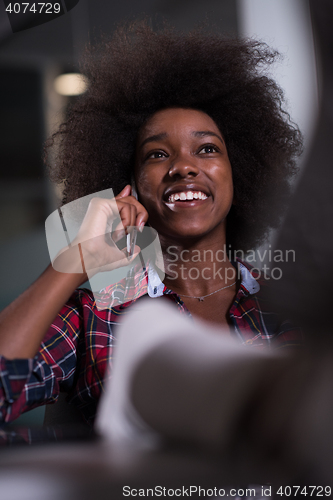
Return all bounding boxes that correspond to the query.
[168,156,199,178]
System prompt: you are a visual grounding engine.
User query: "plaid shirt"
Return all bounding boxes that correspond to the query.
[0,260,302,425]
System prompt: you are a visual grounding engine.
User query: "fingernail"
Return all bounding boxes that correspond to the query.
[138,222,145,233]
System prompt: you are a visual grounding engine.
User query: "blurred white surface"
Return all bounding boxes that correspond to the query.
[237,0,318,155]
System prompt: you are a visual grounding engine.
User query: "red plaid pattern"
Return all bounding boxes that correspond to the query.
[0,260,302,425]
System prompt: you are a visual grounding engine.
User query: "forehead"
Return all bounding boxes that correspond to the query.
[139,108,221,139]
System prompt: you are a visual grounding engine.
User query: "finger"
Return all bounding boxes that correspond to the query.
[118,203,131,231]
[116,201,138,231]
[117,196,148,230]
[115,185,131,199]
[129,204,137,228]
[135,208,148,231]
[77,197,119,239]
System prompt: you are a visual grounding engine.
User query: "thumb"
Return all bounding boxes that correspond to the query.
[116,184,131,199]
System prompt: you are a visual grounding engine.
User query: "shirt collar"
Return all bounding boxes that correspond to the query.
[237,261,260,294]
[147,265,165,298]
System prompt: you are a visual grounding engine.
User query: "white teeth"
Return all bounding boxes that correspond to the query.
[167,191,208,202]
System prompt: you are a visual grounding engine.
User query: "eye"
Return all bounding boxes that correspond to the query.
[145,150,168,160]
[198,144,220,154]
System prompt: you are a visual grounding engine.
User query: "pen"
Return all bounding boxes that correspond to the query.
[124,228,138,302]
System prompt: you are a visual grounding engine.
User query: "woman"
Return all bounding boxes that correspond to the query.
[0,22,303,425]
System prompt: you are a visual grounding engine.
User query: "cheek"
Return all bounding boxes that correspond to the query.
[214,163,233,190]
[216,167,234,210]
[224,162,233,189]
[135,168,158,205]
[134,166,147,195]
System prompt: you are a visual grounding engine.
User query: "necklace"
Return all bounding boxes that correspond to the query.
[179,280,237,302]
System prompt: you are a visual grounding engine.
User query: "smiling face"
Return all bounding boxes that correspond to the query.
[135,108,233,245]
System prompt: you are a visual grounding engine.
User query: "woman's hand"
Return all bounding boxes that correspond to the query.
[54,185,148,276]
[0,184,148,360]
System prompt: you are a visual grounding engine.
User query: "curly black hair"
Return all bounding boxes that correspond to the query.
[46,20,303,251]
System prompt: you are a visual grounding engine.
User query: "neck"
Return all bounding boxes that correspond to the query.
[160,236,239,298]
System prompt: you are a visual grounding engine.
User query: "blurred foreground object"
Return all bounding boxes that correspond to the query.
[269,0,333,337]
[96,299,333,486]
[96,299,285,451]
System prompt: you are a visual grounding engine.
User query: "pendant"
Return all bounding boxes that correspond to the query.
[199,297,204,302]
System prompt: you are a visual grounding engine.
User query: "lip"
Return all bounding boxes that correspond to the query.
[163,183,211,202]
[164,197,209,209]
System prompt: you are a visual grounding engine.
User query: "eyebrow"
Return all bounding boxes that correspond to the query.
[139,130,225,149]
[192,131,225,144]
[139,133,168,149]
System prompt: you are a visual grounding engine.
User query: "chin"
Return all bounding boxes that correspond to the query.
[162,227,212,242]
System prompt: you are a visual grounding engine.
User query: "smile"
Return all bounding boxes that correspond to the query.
[167,191,208,202]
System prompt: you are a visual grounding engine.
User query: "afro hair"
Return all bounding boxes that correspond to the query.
[46,20,303,251]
